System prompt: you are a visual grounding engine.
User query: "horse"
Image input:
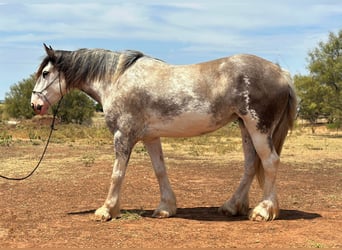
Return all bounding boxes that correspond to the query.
[31,44,297,222]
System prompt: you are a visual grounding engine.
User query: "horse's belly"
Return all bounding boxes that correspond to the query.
[145,112,223,137]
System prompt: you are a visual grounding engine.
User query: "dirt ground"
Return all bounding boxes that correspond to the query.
[0,126,341,248]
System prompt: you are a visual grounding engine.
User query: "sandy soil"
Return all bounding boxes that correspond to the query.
[0,129,341,248]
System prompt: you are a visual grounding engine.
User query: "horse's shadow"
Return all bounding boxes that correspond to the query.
[68,207,321,221]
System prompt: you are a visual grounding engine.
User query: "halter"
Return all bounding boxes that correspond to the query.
[32,73,63,107]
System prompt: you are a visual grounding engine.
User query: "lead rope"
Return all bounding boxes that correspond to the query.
[0,98,63,181]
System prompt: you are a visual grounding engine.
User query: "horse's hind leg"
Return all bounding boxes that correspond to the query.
[244,120,280,221]
[219,119,256,217]
[143,138,177,218]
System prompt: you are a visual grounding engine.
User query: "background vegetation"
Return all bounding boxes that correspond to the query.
[1,30,341,131]
[294,30,341,131]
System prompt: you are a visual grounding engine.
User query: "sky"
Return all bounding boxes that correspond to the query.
[0,0,341,100]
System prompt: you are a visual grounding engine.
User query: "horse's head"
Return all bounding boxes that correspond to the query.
[31,44,66,115]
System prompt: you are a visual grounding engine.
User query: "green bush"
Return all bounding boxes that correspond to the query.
[56,90,96,124]
[4,75,36,119]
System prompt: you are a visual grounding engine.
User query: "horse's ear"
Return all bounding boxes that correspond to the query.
[43,43,55,59]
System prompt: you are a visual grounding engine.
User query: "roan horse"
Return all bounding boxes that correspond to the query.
[31,44,297,222]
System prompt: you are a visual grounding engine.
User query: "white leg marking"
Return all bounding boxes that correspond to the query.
[94,131,131,221]
[94,159,125,221]
[243,116,280,221]
[251,134,279,221]
[144,138,177,218]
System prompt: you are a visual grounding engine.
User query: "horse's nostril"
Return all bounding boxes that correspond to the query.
[37,104,43,111]
[31,103,35,110]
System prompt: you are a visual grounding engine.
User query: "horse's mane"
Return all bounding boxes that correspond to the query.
[37,49,144,88]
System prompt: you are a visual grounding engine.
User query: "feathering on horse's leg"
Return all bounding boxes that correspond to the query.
[219,119,256,217]
[94,131,132,221]
[143,138,177,218]
[248,131,280,221]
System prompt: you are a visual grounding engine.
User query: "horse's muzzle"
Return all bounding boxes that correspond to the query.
[31,103,44,114]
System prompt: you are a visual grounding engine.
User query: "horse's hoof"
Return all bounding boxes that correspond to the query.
[152,210,170,218]
[249,200,278,221]
[94,206,112,222]
[152,207,176,218]
[218,205,236,216]
[219,199,249,217]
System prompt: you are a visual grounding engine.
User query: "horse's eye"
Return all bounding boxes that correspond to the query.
[42,71,49,79]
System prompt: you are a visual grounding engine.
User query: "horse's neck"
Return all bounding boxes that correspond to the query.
[80,80,106,105]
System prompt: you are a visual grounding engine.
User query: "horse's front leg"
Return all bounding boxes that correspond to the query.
[94,131,133,221]
[143,138,177,218]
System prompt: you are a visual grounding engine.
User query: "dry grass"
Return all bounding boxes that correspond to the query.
[1,116,341,177]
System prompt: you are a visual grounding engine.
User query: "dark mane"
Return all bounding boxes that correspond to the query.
[37,49,144,88]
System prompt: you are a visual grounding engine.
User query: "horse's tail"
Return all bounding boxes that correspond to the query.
[256,70,298,187]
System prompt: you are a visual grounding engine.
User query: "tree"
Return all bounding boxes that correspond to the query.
[4,75,96,124]
[4,75,36,119]
[306,30,342,129]
[308,30,342,91]
[57,90,96,124]
[294,75,332,132]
